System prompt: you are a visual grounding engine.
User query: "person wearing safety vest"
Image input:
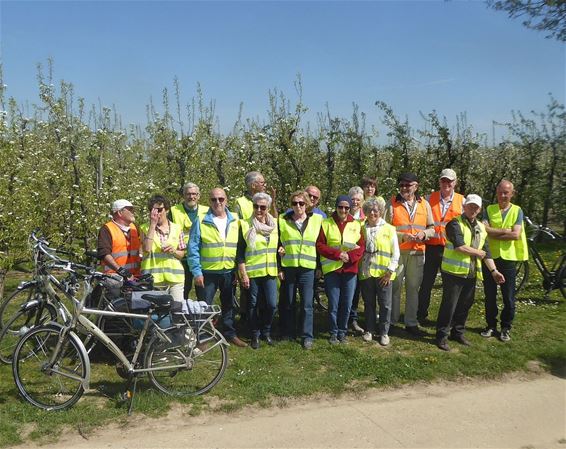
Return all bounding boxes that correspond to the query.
[385,173,435,337]
[97,199,141,280]
[169,182,208,299]
[140,195,186,303]
[435,194,505,352]
[358,197,400,347]
[417,168,465,325]
[237,193,278,349]
[316,195,365,345]
[278,190,323,350]
[187,187,247,348]
[480,180,528,342]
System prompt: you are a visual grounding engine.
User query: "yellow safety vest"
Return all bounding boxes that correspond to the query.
[199,216,239,271]
[486,204,528,261]
[240,219,278,278]
[236,196,254,220]
[320,219,362,275]
[441,215,487,280]
[170,203,208,245]
[279,214,323,269]
[358,223,397,281]
[140,221,185,284]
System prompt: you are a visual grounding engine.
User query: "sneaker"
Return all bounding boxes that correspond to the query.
[302,339,313,350]
[500,329,511,342]
[328,335,339,345]
[362,332,373,342]
[379,334,390,346]
[338,335,348,344]
[351,320,364,334]
[480,327,496,338]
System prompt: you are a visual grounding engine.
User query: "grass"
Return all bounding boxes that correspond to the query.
[0,249,564,447]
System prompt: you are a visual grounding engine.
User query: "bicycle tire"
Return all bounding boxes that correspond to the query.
[0,284,46,330]
[557,264,566,299]
[12,325,88,411]
[0,303,57,364]
[144,326,227,396]
[515,261,529,294]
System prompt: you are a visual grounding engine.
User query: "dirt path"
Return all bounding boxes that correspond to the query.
[22,374,565,449]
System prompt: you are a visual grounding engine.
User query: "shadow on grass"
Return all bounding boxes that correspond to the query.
[538,354,566,379]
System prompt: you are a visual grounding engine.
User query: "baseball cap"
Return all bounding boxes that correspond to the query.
[397,172,419,184]
[111,199,134,212]
[439,168,457,181]
[463,194,482,208]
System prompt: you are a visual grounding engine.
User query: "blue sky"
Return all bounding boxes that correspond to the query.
[1,1,564,140]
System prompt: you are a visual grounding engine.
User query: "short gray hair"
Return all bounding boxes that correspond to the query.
[362,196,386,216]
[348,186,364,198]
[252,192,272,207]
[245,171,263,188]
[182,182,200,195]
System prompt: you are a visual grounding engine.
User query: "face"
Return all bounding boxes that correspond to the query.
[365,208,381,225]
[306,187,321,207]
[151,202,167,223]
[253,199,269,220]
[350,194,363,211]
[252,176,266,194]
[336,201,351,220]
[463,203,481,220]
[209,188,227,215]
[183,187,200,207]
[363,184,376,198]
[118,206,135,225]
[439,177,456,195]
[291,195,307,215]
[496,182,514,206]
[399,181,418,201]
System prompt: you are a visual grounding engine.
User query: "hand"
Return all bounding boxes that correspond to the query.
[150,208,160,225]
[339,251,350,263]
[278,246,286,257]
[379,271,393,287]
[493,271,506,284]
[194,275,205,288]
[269,185,277,199]
[404,233,416,242]
[477,249,486,259]
[415,231,426,241]
[240,274,250,289]
[162,244,174,254]
[315,269,322,280]
[278,271,285,282]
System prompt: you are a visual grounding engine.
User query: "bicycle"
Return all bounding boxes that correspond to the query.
[12,261,228,414]
[515,217,565,299]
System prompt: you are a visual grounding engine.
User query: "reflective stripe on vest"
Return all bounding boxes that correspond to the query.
[441,216,487,280]
[236,196,254,220]
[358,222,397,281]
[486,204,528,261]
[391,196,428,252]
[240,219,279,278]
[320,218,362,275]
[101,221,141,276]
[140,221,185,284]
[427,191,464,246]
[199,217,239,271]
[279,214,323,269]
[170,203,208,245]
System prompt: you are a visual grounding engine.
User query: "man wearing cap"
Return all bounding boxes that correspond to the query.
[417,168,464,325]
[436,194,505,351]
[97,199,141,279]
[385,173,435,336]
[480,179,528,342]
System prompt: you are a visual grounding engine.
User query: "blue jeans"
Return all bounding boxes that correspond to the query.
[325,271,357,339]
[360,277,392,336]
[195,271,237,339]
[482,258,517,330]
[248,276,277,338]
[279,267,314,341]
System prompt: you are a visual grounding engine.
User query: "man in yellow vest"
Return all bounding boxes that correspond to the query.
[235,171,278,220]
[187,188,247,347]
[169,182,208,299]
[436,194,505,351]
[481,180,528,342]
[418,168,464,325]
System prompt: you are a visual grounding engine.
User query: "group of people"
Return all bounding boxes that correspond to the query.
[96,169,528,352]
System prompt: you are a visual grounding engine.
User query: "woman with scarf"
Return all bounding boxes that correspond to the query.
[237,192,278,349]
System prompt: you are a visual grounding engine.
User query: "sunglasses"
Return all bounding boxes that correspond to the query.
[291,201,306,207]
[253,204,268,211]
[122,207,134,212]
[210,197,226,203]
[337,205,351,210]
[399,183,417,188]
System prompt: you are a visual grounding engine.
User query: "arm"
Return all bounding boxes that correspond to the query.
[187,219,203,279]
[418,200,436,241]
[346,232,366,265]
[484,223,522,240]
[316,227,342,261]
[142,208,160,253]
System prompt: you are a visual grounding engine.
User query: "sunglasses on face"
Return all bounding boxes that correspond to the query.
[337,205,350,211]
[210,197,226,203]
[291,201,306,207]
[253,204,268,211]
[122,207,134,212]
[399,183,417,188]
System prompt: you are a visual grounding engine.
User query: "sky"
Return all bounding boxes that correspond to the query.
[1,0,564,141]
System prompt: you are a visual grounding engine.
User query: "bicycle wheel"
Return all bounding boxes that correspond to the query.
[13,325,88,410]
[0,303,57,364]
[557,264,566,299]
[515,261,529,294]
[0,284,45,330]
[145,326,227,396]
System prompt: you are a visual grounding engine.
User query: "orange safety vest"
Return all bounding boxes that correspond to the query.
[101,221,141,276]
[391,196,428,252]
[427,191,464,246]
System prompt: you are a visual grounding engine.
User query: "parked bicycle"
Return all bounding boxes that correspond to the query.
[515,217,565,299]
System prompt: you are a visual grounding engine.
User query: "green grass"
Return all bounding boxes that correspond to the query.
[0,255,564,447]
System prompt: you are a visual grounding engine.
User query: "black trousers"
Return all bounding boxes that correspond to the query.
[436,272,476,340]
[417,245,444,321]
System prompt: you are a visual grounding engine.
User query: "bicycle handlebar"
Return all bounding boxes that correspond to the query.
[524,216,562,240]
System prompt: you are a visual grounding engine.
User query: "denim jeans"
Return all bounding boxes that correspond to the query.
[436,272,476,340]
[325,271,357,339]
[195,271,237,339]
[349,281,362,323]
[248,276,277,338]
[482,258,517,330]
[360,277,392,336]
[279,267,315,341]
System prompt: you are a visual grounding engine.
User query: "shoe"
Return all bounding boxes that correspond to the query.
[500,329,511,342]
[250,336,260,350]
[436,338,450,352]
[229,336,248,348]
[263,335,274,346]
[362,332,373,342]
[339,336,348,345]
[351,320,364,333]
[450,335,471,346]
[303,339,313,350]
[379,334,390,346]
[405,326,424,337]
[328,335,339,345]
[481,327,497,338]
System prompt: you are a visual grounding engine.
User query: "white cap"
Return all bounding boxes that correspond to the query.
[439,168,457,181]
[463,194,482,208]
[111,199,134,212]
